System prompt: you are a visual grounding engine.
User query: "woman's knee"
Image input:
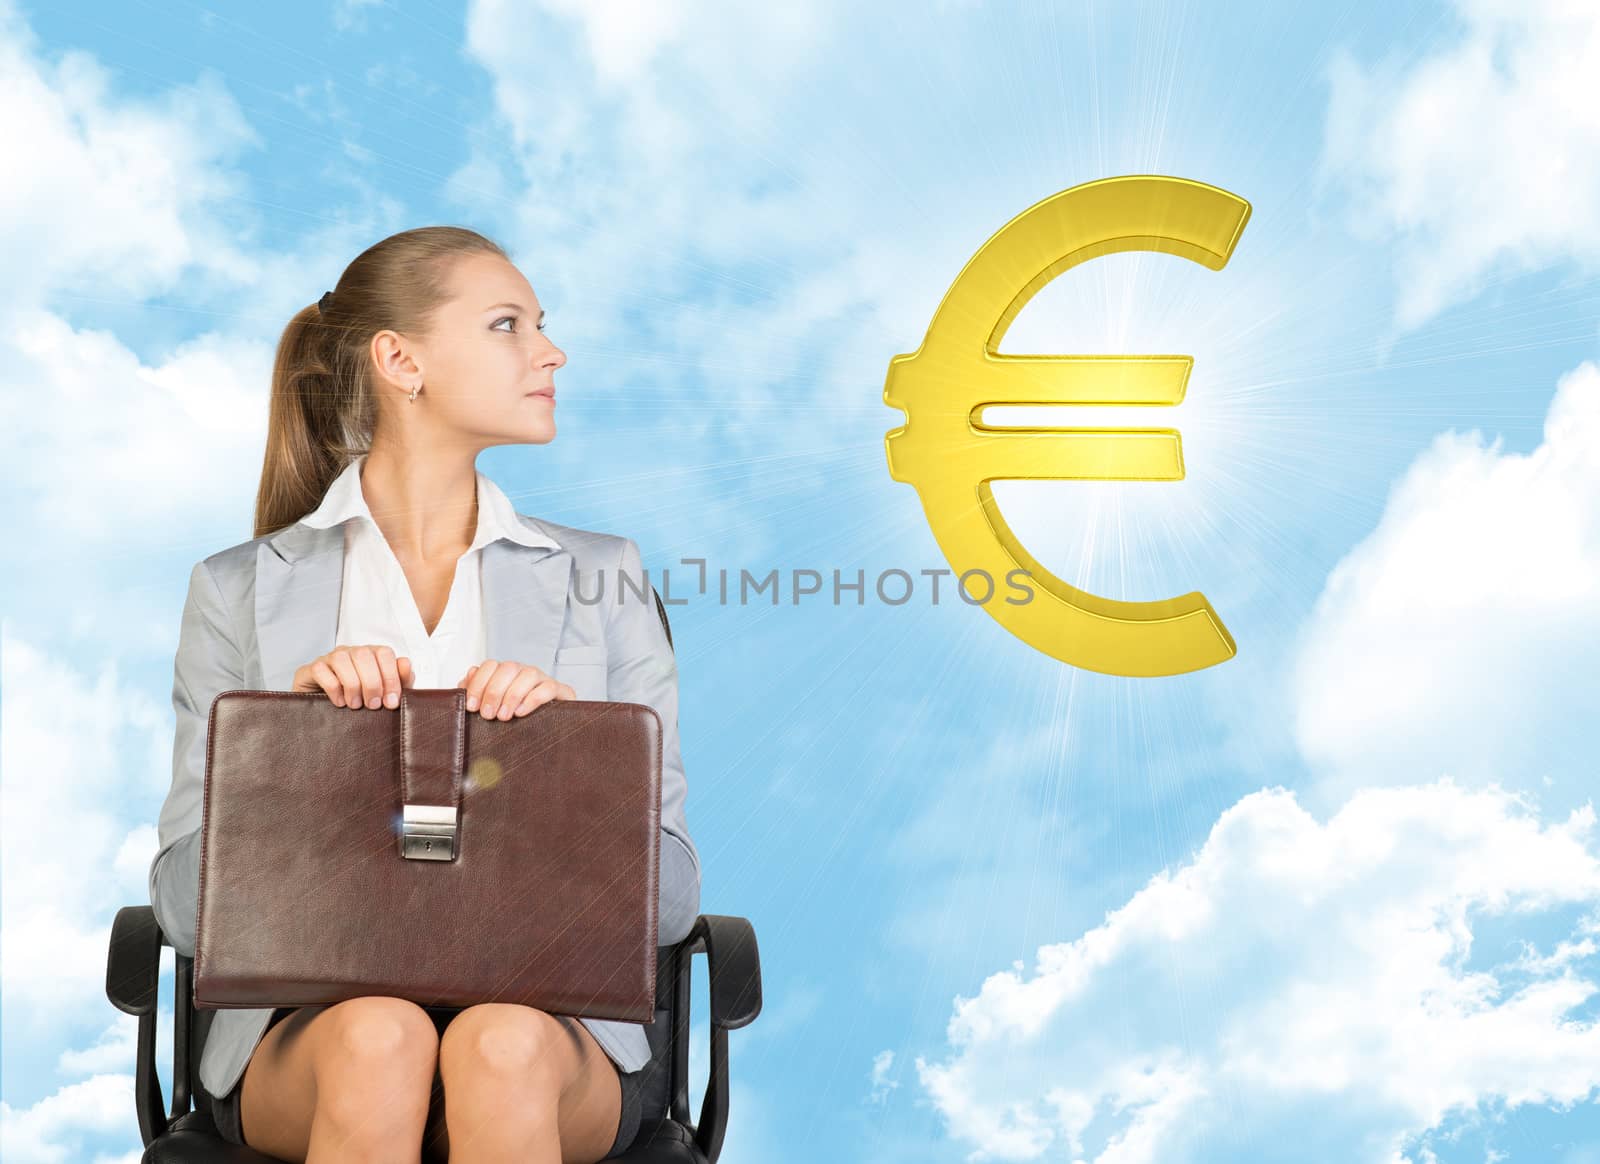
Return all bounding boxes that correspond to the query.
[314,997,439,1112]
[438,1003,568,1088]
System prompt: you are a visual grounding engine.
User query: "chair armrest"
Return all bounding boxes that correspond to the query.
[668,914,762,1164]
[686,914,761,1029]
[107,906,163,1016]
[106,905,176,1146]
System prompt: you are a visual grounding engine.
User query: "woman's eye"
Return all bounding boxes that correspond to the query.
[492,317,546,334]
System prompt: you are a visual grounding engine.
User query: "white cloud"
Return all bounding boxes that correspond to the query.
[331,0,384,34]
[1291,359,1600,807]
[869,1048,898,1104]
[0,0,276,592]
[0,0,427,575]
[0,0,260,318]
[1,309,270,548]
[1318,0,1600,329]
[57,1019,138,1078]
[0,16,283,1118]
[916,778,1600,1162]
[715,1079,784,1164]
[0,637,168,1022]
[465,0,828,190]
[112,826,159,887]
[0,1074,137,1164]
[0,0,403,648]
[917,356,1600,1161]
[461,0,838,316]
[520,0,690,86]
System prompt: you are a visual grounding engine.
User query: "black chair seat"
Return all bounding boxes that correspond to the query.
[619,1118,715,1162]
[139,1107,711,1164]
[140,1107,278,1163]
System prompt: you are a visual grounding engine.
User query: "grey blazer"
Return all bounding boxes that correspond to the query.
[147,509,702,1099]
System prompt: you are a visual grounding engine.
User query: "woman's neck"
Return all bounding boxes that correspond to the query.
[357,449,480,562]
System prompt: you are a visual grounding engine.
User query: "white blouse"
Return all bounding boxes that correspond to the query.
[298,453,558,688]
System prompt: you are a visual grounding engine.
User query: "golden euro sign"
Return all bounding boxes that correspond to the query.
[884,174,1251,677]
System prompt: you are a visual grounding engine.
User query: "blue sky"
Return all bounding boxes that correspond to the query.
[3,0,1599,1160]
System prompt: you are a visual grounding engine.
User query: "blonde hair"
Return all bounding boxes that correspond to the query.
[253,225,509,538]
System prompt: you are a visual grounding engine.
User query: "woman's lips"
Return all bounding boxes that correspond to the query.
[526,389,555,400]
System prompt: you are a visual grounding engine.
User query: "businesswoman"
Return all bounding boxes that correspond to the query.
[146,226,702,1163]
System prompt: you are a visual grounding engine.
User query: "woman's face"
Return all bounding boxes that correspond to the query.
[378,251,567,448]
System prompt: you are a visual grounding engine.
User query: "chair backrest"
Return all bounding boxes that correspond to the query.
[651,584,674,652]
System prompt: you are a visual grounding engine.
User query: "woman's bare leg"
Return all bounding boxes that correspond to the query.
[427,1004,624,1164]
[236,996,440,1163]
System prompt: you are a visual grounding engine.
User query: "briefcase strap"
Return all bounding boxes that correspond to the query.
[399,689,467,861]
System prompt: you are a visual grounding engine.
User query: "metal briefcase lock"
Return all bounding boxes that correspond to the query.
[401,803,457,860]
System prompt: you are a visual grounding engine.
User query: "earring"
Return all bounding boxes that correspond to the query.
[409,381,422,403]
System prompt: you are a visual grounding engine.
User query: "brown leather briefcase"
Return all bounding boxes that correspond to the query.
[192,688,661,1022]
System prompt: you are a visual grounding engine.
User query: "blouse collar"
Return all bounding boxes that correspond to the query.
[297,453,559,552]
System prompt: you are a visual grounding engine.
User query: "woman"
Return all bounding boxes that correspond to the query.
[146,226,701,1162]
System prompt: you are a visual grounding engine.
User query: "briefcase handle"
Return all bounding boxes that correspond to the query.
[398,688,467,862]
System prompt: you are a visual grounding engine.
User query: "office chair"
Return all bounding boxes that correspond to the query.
[106,586,761,1162]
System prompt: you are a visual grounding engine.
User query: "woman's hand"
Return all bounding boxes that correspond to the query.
[292,644,413,710]
[456,659,575,719]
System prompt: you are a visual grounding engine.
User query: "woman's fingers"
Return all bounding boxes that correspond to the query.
[301,651,564,715]
[371,646,403,708]
[510,678,573,717]
[469,660,514,717]
[309,658,346,707]
[304,644,409,708]
[292,646,410,707]
[464,658,499,713]
[327,649,364,708]
[493,668,545,720]
[465,660,563,718]
[351,646,388,708]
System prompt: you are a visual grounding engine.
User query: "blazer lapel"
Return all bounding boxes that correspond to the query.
[482,536,573,681]
[254,517,574,693]
[256,521,346,693]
